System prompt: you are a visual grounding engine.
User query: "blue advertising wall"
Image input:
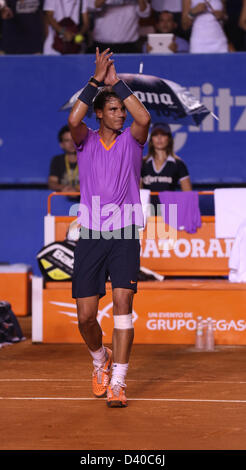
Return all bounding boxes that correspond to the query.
[0,53,246,274]
[1,53,246,184]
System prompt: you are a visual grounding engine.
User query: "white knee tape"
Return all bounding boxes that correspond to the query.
[114,314,133,329]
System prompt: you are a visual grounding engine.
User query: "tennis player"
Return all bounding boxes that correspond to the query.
[68,48,150,407]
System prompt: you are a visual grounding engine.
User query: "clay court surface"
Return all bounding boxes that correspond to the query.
[1,317,246,451]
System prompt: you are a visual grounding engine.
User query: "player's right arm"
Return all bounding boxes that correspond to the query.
[68,101,89,147]
[68,47,113,146]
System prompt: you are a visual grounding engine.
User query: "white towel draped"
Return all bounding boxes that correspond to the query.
[140,189,151,229]
[214,188,246,238]
[229,220,246,283]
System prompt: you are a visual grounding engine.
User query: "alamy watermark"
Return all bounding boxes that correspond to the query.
[69,196,178,249]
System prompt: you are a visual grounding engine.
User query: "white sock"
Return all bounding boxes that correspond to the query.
[89,345,107,368]
[110,363,128,387]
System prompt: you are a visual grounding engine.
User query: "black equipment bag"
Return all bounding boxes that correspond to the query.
[0,301,25,345]
[36,240,76,282]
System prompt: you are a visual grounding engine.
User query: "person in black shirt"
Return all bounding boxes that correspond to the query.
[48,125,80,193]
[141,122,192,210]
[0,0,44,54]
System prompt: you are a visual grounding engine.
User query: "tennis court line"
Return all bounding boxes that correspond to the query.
[0,378,246,385]
[1,397,246,404]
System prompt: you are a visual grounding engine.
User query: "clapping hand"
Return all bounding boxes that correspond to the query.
[104,62,119,86]
[93,47,114,84]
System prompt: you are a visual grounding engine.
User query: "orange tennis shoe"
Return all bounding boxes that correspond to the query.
[107,383,128,408]
[92,347,112,398]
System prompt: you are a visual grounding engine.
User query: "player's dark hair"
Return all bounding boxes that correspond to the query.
[58,125,70,142]
[93,87,123,113]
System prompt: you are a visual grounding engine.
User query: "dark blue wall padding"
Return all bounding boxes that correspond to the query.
[1,53,246,184]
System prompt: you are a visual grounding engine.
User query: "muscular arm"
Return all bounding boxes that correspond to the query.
[68,100,89,147]
[68,48,114,146]
[126,95,151,145]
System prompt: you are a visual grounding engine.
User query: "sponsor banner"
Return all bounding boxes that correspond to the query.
[140,217,232,275]
[1,54,246,184]
[42,282,246,344]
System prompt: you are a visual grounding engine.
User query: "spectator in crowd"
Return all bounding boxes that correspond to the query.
[87,0,150,53]
[224,0,244,51]
[0,0,13,17]
[239,0,246,48]
[48,125,80,193]
[141,123,192,208]
[182,0,229,53]
[146,10,189,52]
[43,0,89,55]
[0,0,44,54]
[151,0,186,36]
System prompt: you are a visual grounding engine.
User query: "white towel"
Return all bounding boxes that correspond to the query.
[229,220,246,282]
[214,188,246,238]
[140,189,151,229]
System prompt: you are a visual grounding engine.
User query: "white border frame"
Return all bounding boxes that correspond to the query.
[32,276,43,342]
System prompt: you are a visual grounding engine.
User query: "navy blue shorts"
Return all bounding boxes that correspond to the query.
[72,226,140,299]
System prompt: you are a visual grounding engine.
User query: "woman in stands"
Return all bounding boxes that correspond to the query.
[141,122,192,211]
[182,0,229,53]
[141,122,191,187]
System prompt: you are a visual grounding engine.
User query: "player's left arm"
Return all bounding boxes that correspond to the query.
[127,95,151,145]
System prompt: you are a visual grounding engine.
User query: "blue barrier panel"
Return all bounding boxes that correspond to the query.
[0,53,246,184]
[0,189,77,275]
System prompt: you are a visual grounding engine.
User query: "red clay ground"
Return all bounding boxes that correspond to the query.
[1,316,246,450]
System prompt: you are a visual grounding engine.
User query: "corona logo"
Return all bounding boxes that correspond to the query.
[134,91,174,106]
